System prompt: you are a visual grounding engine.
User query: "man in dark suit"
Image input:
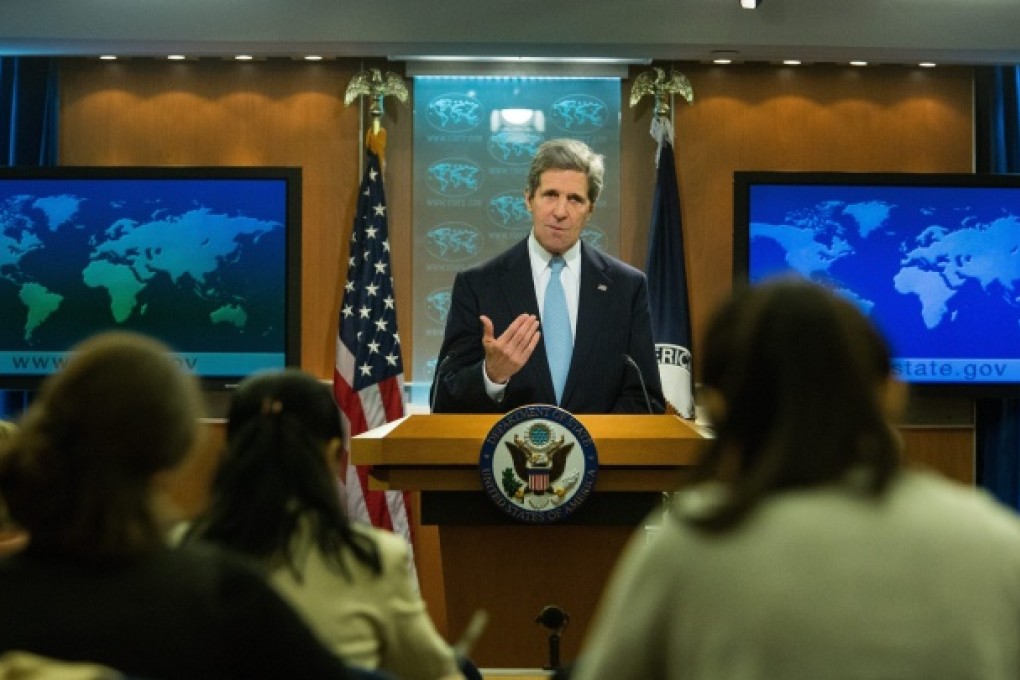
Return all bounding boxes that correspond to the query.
[431,138,665,414]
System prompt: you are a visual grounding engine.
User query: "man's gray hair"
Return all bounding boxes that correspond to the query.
[526,138,605,206]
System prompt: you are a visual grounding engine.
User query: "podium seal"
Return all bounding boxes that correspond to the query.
[479,404,598,524]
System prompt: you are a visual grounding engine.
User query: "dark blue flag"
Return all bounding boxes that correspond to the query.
[645,136,694,418]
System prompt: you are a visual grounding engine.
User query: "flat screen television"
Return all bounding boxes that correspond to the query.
[733,171,1020,394]
[0,166,301,391]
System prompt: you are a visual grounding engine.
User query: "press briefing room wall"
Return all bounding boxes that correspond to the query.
[58,57,976,639]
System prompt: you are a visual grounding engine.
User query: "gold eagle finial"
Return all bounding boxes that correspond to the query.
[344,68,409,134]
[629,67,694,120]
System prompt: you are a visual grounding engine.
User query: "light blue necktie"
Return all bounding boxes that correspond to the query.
[544,256,573,405]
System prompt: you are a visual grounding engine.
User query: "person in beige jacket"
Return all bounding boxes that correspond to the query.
[186,369,467,680]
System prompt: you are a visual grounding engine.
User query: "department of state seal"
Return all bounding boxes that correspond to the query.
[479,405,598,524]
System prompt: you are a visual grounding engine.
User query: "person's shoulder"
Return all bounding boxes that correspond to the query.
[902,470,1020,519]
[888,470,1020,545]
[351,522,412,572]
[582,243,646,280]
[160,542,269,593]
[458,238,528,278]
[352,522,409,555]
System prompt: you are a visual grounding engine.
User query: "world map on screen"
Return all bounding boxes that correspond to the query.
[0,180,287,363]
[748,184,1020,382]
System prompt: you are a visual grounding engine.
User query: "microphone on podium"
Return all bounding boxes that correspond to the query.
[623,353,654,414]
[536,604,569,670]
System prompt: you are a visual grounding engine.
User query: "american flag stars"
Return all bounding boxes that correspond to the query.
[337,152,403,391]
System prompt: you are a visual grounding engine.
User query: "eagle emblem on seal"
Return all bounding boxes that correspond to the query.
[502,422,580,504]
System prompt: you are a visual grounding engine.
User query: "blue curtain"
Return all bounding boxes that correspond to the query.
[0,57,58,419]
[0,57,58,167]
[974,66,1020,510]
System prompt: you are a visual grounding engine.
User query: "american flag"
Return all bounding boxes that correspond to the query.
[333,147,414,562]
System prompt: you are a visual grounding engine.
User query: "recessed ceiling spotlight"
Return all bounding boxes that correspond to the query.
[710,49,739,64]
[304,55,323,61]
[919,62,937,68]
[850,61,868,67]
[167,55,186,61]
[99,55,117,61]
[783,60,802,66]
[235,55,253,61]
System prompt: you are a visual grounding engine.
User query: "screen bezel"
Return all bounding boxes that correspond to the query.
[0,165,302,393]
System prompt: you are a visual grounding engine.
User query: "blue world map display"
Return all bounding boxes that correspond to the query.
[745,181,1020,384]
[0,175,291,381]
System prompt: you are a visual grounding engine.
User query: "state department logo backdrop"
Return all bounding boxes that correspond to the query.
[480,405,598,524]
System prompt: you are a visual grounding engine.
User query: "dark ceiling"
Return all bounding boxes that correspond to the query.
[2,0,1019,66]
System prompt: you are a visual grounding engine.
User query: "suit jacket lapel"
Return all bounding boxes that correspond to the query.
[496,239,540,316]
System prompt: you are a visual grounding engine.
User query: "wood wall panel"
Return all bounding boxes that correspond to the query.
[58,58,367,381]
[667,64,974,357]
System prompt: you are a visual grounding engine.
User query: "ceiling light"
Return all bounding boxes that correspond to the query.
[235,55,253,61]
[850,61,868,67]
[919,62,937,68]
[783,60,801,66]
[740,0,762,8]
[713,59,732,65]
[99,55,117,61]
[304,55,323,61]
[167,55,186,61]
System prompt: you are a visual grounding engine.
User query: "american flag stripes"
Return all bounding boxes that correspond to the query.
[333,146,414,566]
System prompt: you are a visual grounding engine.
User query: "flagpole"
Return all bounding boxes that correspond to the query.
[336,69,419,582]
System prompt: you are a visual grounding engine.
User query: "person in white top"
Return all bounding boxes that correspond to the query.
[572,279,1020,680]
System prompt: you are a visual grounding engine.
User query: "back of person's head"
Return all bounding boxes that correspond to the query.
[0,332,202,560]
[191,369,380,577]
[690,278,903,531]
[526,138,605,205]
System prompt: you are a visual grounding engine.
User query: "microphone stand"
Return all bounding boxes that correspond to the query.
[536,605,569,671]
[429,352,454,412]
[623,354,654,414]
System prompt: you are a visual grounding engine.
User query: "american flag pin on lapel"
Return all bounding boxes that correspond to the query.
[597,284,608,291]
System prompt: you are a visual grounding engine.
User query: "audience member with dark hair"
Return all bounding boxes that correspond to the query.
[0,332,356,680]
[186,368,466,680]
[572,279,1020,679]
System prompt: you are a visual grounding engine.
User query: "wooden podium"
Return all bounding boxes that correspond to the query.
[352,413,708,667]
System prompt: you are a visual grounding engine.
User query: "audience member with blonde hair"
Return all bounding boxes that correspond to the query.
[572,279,1020,679]
[0,332,358,679]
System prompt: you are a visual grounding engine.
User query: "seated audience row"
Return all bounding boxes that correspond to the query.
[6,279,1020,679]
[0,332,459,679]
